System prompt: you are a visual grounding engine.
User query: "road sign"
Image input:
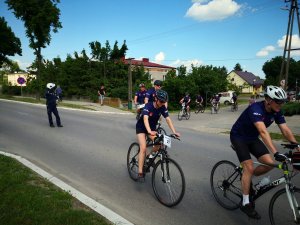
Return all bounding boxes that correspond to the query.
[17,77,26,85]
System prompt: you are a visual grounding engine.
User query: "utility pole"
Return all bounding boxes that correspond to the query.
[279,0,300,90]
[127,58,134,110]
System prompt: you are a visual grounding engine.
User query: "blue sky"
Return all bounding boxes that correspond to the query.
[1,0,300,78]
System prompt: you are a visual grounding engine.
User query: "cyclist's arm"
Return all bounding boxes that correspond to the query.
[134,95,138,105]
[165,117,180,137]
[254,121,278,154]
[144,97,149,104]
[143,115,155,136]
[278,123,299,146]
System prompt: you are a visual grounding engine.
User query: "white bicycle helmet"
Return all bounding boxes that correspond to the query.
[46,83,56,89]
[265,85,287,101]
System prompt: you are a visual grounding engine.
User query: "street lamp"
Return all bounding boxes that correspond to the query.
[127,58,135,110]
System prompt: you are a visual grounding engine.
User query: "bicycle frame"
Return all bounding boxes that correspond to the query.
[144,139,168,172]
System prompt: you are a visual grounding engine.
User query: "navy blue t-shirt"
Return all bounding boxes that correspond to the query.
[136,102,169,132]
[231,101,286,141]
[135,90,147,104]
[145,88,156,103]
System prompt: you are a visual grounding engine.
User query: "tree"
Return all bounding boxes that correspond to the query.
[6,0,62,99]
[234,63,242,71]
[0,16,22,67]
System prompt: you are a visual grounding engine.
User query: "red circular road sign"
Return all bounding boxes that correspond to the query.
[17,77,26,85]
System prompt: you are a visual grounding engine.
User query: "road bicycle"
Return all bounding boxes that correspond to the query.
[231,102,238,112]
[195,102,205,114]
[178,102,190,120]
[127,133,185,207]
[210,143,300,225]
[211,100,219,114]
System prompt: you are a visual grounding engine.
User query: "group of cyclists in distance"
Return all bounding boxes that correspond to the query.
[132,79,299,221]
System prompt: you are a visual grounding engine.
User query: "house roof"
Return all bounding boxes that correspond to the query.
[232,70,264,86]
[124,58,175,69]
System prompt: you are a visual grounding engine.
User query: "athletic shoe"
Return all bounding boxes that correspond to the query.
[240,203,261,219]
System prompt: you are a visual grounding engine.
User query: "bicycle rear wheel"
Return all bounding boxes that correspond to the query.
[152,158,185,207]
[269,187,300,225]
[210,160,242,210]
[195,105,200,114]
[127,143,140,181]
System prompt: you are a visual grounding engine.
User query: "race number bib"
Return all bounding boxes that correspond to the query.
[163,135,171,148]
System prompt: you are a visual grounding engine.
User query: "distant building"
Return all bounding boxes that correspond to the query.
[227,70,264,94]
[6,72,36,86]
[124,58,175,83]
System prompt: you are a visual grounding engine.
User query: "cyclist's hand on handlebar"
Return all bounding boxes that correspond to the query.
[274,152,288,162]
[148,131,157,136]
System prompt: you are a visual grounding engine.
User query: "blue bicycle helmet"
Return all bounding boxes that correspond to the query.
[156,89,168,103]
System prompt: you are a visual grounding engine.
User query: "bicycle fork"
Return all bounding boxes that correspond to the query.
[160,154,171,183]
[285,184,300,222]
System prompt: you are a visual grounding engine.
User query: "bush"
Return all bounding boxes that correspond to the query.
[282,102,300,116]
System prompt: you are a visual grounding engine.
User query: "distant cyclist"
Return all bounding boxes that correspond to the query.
[211,94,220,107]
[180,92,191,113]
[230,85,299,219]
[195,93,204,106]
[136,90,180,182]
[231,92,238,106]
[134,83,147,115]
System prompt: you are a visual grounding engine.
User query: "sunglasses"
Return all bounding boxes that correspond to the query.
[273,99,285,105]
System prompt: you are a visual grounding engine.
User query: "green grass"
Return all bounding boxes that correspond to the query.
[0,155,112,225]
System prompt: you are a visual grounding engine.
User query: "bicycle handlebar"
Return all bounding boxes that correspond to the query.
[281,143,299,150]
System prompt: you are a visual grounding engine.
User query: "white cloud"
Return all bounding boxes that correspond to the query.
[154,52,165,63]
[170,59,204,72]
[277,34,300,56]
[186,0,242,21]
[256,45,275,57]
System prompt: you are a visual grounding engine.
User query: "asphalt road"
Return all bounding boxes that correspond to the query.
[0,99,299,225]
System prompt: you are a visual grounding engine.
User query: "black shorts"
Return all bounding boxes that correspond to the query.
[230,136,269,163]
[136,127,147,134]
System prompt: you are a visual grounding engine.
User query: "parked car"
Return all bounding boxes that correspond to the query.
[218,91,236,105]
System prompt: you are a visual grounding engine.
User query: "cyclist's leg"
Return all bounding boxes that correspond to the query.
[137,133,147,175]
[250,139,273,176]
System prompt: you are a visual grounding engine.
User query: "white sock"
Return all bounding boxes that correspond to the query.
[243,194,250,206]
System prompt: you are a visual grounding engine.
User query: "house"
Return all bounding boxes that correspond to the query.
[124,58,175,83]
[227,70,264,94]
[5,72,36,86]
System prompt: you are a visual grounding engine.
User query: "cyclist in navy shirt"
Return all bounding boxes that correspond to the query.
[136,90,180,182]
[179,92,191,113]
[145,80,162,103]
[230,85,299,219]
[134,83,147,117]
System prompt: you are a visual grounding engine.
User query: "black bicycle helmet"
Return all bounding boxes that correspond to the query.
[154,80,162,86]
[156,89,168,103]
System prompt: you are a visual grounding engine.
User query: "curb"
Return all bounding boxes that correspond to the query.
[0,151,134,225]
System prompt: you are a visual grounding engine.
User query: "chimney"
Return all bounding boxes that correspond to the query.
[142,58,149,62]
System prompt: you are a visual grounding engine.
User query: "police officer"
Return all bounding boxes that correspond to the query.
[45,83,63,127]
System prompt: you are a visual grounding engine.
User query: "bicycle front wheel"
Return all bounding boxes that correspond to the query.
[185,111,190,120]
[269,187,300,225]
[127,143,140,181]
[178,110,183,121]
[152,158,185,207]
[157,126,167,135]
[210,160,242,210]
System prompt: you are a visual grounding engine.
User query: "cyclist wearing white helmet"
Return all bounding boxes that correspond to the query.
[136,89,180,182]
[230,85,299,219]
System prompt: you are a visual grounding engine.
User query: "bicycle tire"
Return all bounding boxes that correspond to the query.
[178,110,183,121]
[231,105,234,112]
[152,158,185,207]
[195,105,200,114]
[210,160,242,210]
[127,142,140,181]
[269,187,300,225]
[157,127,167,135]
[200,106,205,113]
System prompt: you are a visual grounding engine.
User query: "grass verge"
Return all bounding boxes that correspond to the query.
[0,155,111,225]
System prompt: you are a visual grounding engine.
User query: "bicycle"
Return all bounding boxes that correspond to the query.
[231,102,238,112]
[146,120,167,145]
[178,102,190,120]
[195,102,205,114]
[210,143,300,224]
[127,133,185,207]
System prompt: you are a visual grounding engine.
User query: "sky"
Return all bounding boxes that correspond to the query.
[1,0,300,79]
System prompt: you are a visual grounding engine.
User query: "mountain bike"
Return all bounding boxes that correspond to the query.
[127,134,185,207]
[195,102,205,114]
[178,102,190,120]
[231,102,238,112]
[210,143,300,225]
